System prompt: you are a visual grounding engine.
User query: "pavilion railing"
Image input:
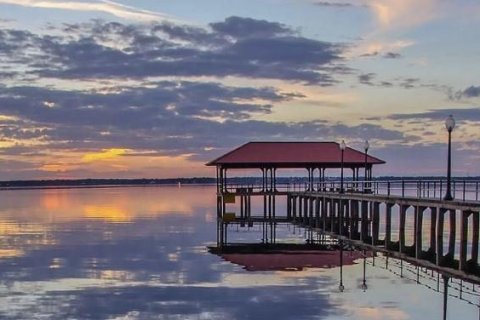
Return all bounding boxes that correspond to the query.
[223,179,480,202]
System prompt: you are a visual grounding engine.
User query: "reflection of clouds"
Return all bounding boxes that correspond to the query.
[0,186,215,223]
[83,205,131,223]
[0,248,23,258]
[1,185,478,319]
[1,284,334,320]
[346,306,408,320]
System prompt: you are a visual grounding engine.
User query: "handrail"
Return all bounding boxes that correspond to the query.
[221,179,480,202]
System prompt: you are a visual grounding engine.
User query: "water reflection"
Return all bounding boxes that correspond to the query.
[0,185,478,319]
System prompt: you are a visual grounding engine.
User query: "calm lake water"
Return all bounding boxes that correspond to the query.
[0,185,478,319]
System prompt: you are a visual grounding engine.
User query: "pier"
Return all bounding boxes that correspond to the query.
[207,141,480,284]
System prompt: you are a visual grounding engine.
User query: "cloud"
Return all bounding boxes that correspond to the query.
[0,0,173,22]
[453,85,480,100]
[366,0,440,31]
[387,107,480,122]
[210,16,293,39]
[0,18,347,85]
[82,148,129,162]
[0,80,408,176]
[358,73,376,86]
[348,39,414,59]
[383,52,401,59]
[314,1,356,8]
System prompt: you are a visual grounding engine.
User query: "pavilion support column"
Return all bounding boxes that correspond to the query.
[315,197,321,228]
[308,168,315,192]
[273,168,277,192]
[308,197,316,227]
[304,195,309,225]
[322,168,327,191]
[287,194,291,220]
[247,194,251,223]
[216,166,220,194]
[351,168,355,192]
[223,168,228,193]
[240,194,244,220]
[263,194,267,219]
[261,168,265,192]
[292,196,297,221]
[219,167,224,193]
[317,168,321,191]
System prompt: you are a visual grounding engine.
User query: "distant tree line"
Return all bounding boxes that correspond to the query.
[0,175,478,189]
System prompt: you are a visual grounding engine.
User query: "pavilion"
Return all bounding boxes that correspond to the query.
[207,141,386,193]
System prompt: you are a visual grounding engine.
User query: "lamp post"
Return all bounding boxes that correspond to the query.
[364,140,369,193]
[340,140,346,193]
[444,115,455,201]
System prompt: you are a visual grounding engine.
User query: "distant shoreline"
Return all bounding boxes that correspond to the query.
[0,178,216,191]
[0,176,479,191]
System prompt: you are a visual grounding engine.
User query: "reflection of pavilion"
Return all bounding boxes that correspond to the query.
[209,244,364,271]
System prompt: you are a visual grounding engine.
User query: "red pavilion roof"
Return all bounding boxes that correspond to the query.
[206,141,385,168]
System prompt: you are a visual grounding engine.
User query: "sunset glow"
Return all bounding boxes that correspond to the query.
[0,0,479,178]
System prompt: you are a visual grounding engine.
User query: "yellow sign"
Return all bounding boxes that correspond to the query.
[223,212,236,222]
[224,194,236,203]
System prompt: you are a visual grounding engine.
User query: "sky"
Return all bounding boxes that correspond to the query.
[0,0,479,179]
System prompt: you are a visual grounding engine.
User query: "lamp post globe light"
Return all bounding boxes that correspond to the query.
[444,115,455,201]
[340,140,346,193]
[364,140,369,192]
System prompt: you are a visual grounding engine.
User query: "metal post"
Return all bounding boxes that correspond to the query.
[444,129,453,200]
[340,149,345,193]
[364,149,368,192]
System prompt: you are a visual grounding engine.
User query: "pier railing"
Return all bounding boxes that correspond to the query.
[223,179,480,202]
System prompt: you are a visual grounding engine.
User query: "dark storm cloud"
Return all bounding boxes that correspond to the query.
[0,17,347,85]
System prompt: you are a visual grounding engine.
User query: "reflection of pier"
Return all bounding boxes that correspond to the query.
[207,141,480,319]
[287,192,480,282]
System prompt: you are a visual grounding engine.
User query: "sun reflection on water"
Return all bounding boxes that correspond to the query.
[0,186,478,320]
